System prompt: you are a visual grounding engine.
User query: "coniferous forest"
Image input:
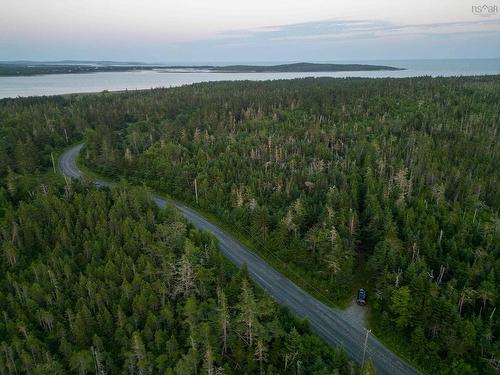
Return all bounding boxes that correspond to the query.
[0,181,353,374]
[0,76,499,374]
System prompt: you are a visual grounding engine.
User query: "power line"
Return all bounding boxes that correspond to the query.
[83,163,346,308]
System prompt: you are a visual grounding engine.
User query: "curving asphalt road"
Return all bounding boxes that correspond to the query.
[59,144,421,375]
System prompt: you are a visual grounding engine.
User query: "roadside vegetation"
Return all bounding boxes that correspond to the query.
[0,76,498,373]
[0,97,361,374]
[0,181,358,374]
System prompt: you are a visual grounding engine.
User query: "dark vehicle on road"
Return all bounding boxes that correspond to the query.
[357,288,367,306]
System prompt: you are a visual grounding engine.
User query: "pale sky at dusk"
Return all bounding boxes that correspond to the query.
[1,0,499,62]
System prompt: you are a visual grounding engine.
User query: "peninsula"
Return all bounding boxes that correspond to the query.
[0,61,404,76]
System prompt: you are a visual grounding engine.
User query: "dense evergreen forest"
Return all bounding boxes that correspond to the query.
[0,91,359,373]
[0,181,356,374]
[0,75,498,373]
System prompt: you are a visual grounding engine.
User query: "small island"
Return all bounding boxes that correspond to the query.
[0,61,404,76]
[192,62,404,73]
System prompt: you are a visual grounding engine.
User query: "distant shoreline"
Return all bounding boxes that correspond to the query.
[0,62,404,77]
[2,74,499,101]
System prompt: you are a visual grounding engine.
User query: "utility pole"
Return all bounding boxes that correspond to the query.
[194,178,199,204]
[50,152,56,173]
[362,328,371,368]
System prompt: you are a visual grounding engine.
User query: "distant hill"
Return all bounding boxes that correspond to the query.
[0,61,404,76]
[209,62,404,72]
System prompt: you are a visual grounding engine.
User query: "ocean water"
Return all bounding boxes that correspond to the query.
[0,59,498,99]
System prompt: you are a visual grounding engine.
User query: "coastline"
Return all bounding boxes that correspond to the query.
[1,72,499,100]
[0,62,404,77]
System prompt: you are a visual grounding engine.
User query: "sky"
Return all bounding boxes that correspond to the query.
[1,0,499,62]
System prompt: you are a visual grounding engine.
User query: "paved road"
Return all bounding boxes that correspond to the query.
[59,144,420,375]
